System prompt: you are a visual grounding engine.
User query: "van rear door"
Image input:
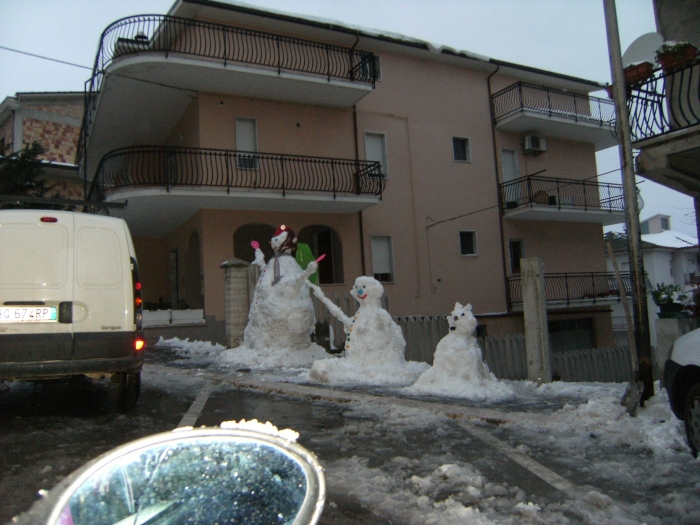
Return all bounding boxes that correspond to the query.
[72,214,134,359]
[0,211,74,363]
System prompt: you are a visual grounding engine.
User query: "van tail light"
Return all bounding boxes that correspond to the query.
[131,257,143,331]
[135,337,145,351]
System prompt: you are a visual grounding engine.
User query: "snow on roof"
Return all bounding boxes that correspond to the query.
[200,0,491,62]
[642,230,698,249]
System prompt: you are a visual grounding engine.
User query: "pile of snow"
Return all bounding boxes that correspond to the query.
[506,384,689,456]
[218,344,327,370]
[155,337,226,361]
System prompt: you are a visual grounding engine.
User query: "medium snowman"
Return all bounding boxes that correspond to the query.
[242,225,320,353]
[308,276,427,385]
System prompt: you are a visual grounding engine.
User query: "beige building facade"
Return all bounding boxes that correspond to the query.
[0,91,84,201]
[74,0,627,348]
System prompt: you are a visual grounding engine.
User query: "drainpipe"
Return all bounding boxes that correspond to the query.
[487,64,510,313]
[604,0,653,403]
[353,104,366,275]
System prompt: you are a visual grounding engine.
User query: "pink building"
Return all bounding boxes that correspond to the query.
[78,0,626,349]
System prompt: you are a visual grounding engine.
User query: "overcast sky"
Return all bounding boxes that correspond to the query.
[1,0,695,235]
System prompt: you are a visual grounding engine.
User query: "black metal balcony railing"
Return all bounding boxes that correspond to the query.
[500,172,625,213]
[492,82,616,128]
[86,146,385,201]
[78,15,378,161]
[507,272,633,307]
[628,53,700,143]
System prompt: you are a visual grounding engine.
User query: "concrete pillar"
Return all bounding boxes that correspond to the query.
[521,257,552,383]
[221,257,251,349]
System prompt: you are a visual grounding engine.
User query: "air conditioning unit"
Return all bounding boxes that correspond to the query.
[523,135,546,155]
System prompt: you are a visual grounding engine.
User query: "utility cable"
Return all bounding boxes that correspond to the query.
[0,44,197,98]
[427,167,629,230]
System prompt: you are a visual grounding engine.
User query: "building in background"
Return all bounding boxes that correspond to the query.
[0,92,84,201]
[606,214,698,349]
[66,0,626,347]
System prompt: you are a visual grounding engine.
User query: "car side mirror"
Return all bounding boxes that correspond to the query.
[13,423,325,525]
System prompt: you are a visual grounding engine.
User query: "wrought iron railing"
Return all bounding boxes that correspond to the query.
[87,146,385,201]
[78,15,378,161]
[492,82,616,128]
[628,53,700,143]
[507,272,633,307]
[500,173,625,213]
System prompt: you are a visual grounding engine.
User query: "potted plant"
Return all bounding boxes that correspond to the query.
[655,41,698,73]
[651,283,691,318]
[623,61,655,85]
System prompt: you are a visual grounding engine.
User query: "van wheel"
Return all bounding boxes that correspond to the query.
[684,383,700,458]
[115,370,141,411]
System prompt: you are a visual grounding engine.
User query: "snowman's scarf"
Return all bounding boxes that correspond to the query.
[272,253,293,285]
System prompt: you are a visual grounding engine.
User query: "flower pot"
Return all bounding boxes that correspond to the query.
[658,310,691,319]
[623,62,654,85]
[657,44,698,73]
[659,302,685,313]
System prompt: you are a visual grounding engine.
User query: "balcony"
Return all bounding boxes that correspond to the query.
[507,272,632,311]
[79,15,378,178]
[500,173,626,225]
[492,82,617,151]
[87,146,384,236]
[628,54,700,196]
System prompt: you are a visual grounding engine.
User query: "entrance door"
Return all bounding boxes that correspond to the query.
[501,148,521,205]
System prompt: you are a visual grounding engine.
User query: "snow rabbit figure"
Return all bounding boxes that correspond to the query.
[242,225,321,354]
[410,302,513,399]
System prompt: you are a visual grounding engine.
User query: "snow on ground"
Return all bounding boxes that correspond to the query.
[153,337,700,523]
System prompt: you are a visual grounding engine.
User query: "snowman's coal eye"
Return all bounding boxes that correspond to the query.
[461,313,465,316]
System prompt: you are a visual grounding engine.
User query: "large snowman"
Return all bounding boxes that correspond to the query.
[308,276,428,385]
[409,302,514,400]
[229,225,326,366]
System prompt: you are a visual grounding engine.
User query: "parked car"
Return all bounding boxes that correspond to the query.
[664,327,700,456]
[0,210,144,408]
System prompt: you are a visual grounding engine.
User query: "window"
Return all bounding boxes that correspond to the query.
[548,318,594,353]
[509,239,525,273]
[360,55,382,81]
[371,235,394,282]
[641,221,650,235]
[453,137,470,162]
[236,117,258,169]
[0,137,5,156]
[459,231,477,256]
[364,132,387,177]
[660,217,670,230]
[501,148,519,182]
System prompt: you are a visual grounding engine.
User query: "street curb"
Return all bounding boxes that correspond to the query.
[146,364,553,425]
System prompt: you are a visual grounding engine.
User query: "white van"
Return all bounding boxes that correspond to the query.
[0,210,144,408]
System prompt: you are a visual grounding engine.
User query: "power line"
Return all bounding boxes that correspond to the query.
[426,167,627,229]
[0,44,197,98]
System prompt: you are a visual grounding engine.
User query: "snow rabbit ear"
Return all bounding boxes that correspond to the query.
[454,302,463,310]
[465,303,473,312]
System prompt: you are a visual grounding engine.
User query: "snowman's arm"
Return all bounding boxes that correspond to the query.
[252,248,266,269]
[307,282,353,328]
[291,261,319,288]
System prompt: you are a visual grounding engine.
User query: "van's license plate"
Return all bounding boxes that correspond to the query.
[0,307,58,323]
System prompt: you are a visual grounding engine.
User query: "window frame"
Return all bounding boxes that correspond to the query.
[459,230,478,257]
[364,131,388,179]
[235,117,259,170]
[452,137,471,163]
[370,234,395,283]
[509,239,525,274]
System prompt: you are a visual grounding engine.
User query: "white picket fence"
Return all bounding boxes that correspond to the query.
[312,294,634,383]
